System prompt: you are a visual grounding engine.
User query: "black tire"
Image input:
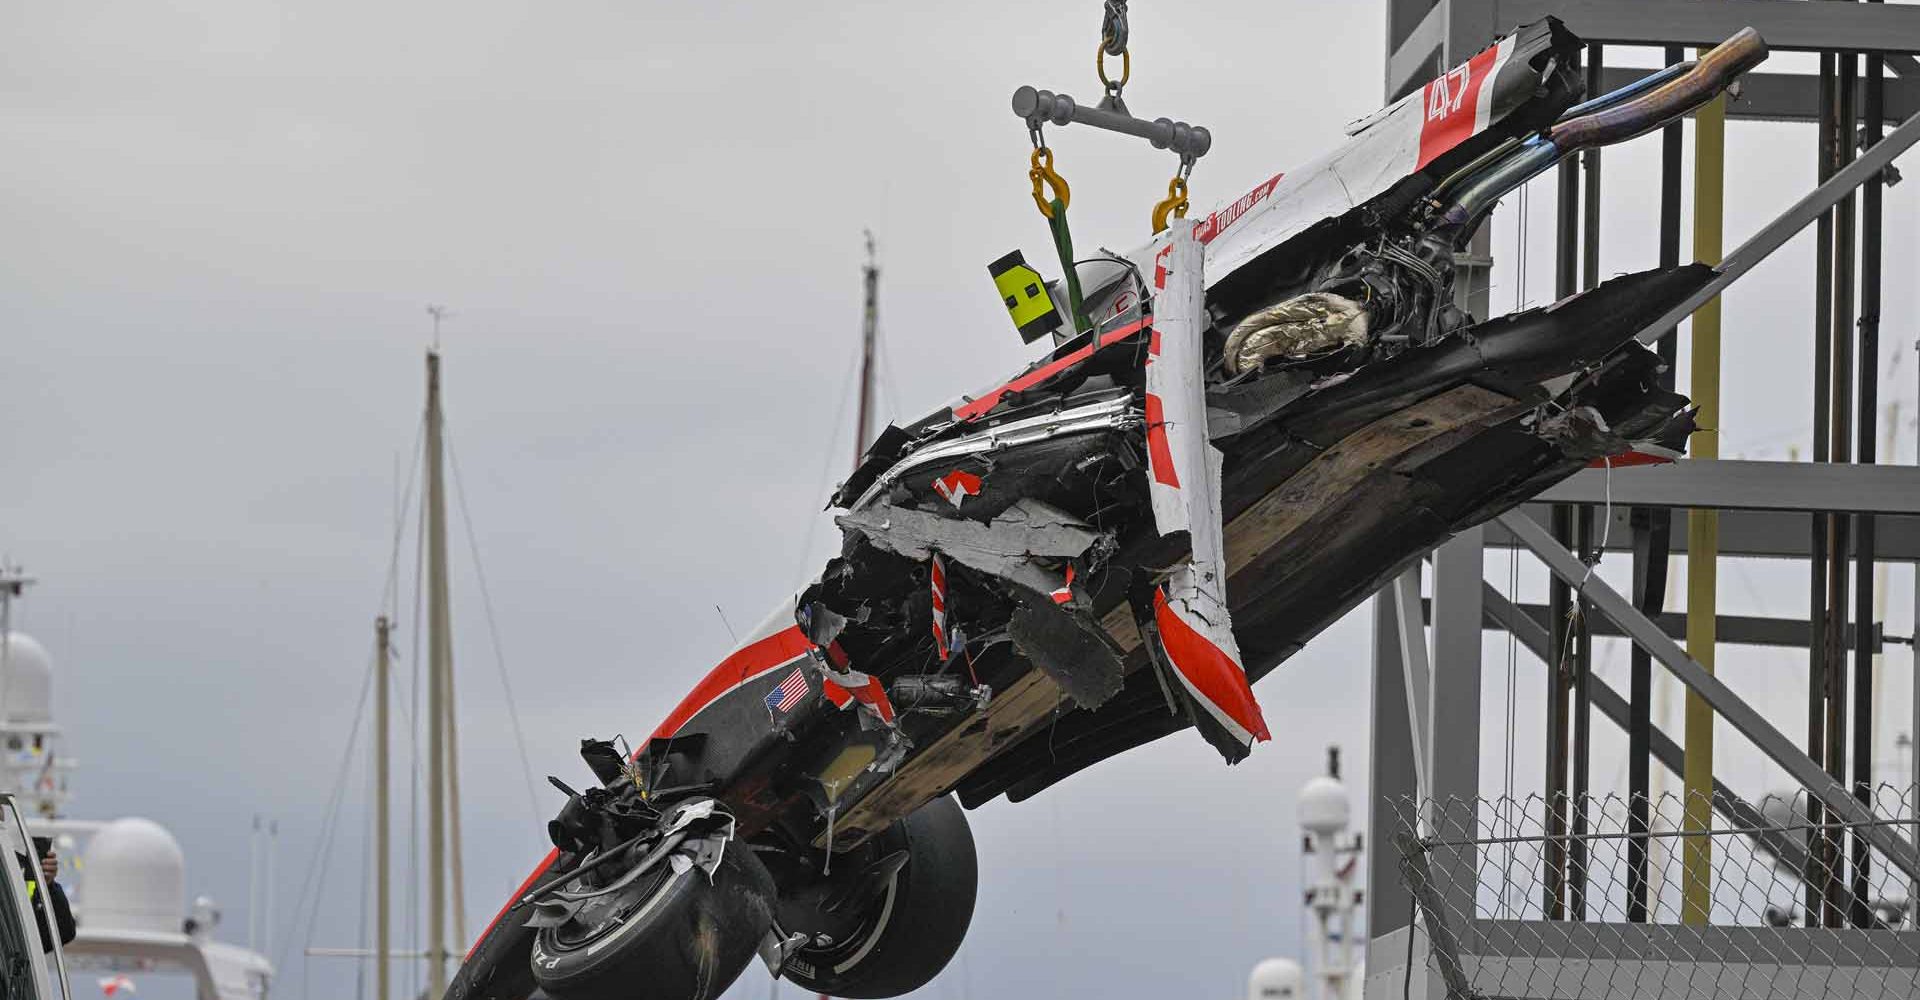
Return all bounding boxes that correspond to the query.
[782,796,978,999]
[445,854,574,1000]
[529,838,774,1000]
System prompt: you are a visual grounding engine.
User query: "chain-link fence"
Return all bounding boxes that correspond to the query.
[1391,786,1920,999]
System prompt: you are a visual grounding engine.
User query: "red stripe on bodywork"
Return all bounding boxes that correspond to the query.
[1589,450,1675,469]
[1144,393,1180,488]
[1194,172,1285,245]
[855,676,895,723]
[953,318,1150,422]
[651,626,813,740]
[1153,590,1270,742]
[1416,43,1500,170]
[468,847,560,960]
[822,676,896,724]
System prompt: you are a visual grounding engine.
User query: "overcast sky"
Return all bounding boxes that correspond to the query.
[3,3,1919,1000]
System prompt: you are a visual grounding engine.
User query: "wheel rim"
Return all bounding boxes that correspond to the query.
[547,861,674,952]
[792,873,899,979]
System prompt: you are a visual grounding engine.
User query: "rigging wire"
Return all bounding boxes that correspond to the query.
[287,414,428,998]
[444,427,546,827]
[876,314,906,429]
[790,346,865,589]
[278,650,377,986]
[355,724,373,1000]
[382,417,426,620]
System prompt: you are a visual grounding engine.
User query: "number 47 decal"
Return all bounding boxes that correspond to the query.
[1426,63,1472,122]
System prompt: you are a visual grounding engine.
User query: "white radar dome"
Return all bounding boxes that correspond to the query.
[1298,774,1351,836]
[81,817,186,934]
[1248,957,1304,1000]
[0,632,54,725]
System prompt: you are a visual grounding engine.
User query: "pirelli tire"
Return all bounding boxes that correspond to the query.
[445,852,573,1000]
[781,796,978,999]
[527,836,775,1000]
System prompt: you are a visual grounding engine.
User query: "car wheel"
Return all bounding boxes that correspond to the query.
[781,796,977,999]
[446,851,573,1000]
[528,836,774,1000]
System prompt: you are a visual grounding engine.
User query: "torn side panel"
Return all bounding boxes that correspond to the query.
[837,498,1102,598]
[1143,219,1268,761]
[1008,592,1125,710]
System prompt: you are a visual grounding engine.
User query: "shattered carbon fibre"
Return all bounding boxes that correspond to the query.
[446,19,1768,1000]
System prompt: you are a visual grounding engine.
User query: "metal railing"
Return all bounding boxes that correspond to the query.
[1391,788,1920,1000]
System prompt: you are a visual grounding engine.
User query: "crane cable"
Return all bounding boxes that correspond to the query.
[1098,1,1196,234]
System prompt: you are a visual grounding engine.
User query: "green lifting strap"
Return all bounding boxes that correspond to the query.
[1046,199,1092,334]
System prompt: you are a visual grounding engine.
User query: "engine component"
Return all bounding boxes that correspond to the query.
[1221,293,1371,375]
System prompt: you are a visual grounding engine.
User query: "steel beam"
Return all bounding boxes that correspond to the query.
[1429,597,1886,654]
[1477,0,1920,53]
[1496,509,1920,884]
[1387,0,1448,100]
[1636,96,1920,349]
[1479,581,1825,891]
[1368,593,1421,945]
[1429,530,1484,930]
[1389,0,1441,57]
[1596,67,1918,124]
[1489,505,1920,561]
[1392,569,1435,803]
[1535,460,1920,516]
[1387,1,1920,104]
[1429,529,1484,806]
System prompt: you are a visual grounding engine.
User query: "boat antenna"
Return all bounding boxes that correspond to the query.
[426,304,452,351]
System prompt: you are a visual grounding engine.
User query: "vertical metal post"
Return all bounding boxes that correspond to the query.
[1545,504,1572,920]
[1822,48,1860,929]
[1682,87,1727,928]
[1571,507,1594,921]
[1851,28,1885,931]
[1366,593,1419,962]
[376,616,391,1000]
[426,350,450,997]
[1430,528,1485,921]
[1629,44,1686,924]
[1808,49,1838,929]
[1570,45,1603,921]
[1544,144,1580,921]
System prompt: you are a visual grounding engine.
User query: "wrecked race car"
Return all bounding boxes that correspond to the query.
[448,19,1766,1000]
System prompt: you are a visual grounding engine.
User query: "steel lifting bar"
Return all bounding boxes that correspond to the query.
[1011,86,1213,161]
[1635,101,1920,347]
[1494,509,1920,884]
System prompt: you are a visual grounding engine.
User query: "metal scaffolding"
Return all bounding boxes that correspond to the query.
[1369,2,1920,997]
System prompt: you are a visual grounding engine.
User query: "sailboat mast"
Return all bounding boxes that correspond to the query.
[444,645,467,950]
[822,236,880,1000]
[375,615,391,1000]
[853,232,879,466]
[425,348,451,997]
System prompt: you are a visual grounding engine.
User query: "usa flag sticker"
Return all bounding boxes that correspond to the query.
[763,666,811,719]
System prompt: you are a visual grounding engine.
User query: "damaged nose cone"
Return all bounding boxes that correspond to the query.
[1222,293,1371,375]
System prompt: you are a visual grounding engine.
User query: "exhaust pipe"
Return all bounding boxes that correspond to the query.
[1436,27,1767,231]
[1545,27,1766,148]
